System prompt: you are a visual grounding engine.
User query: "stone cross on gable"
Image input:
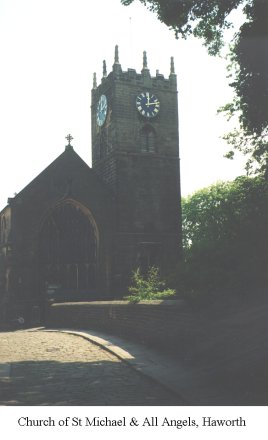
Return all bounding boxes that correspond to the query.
[65,134,73,146]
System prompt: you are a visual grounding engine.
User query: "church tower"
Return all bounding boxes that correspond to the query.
[91,47,182,291]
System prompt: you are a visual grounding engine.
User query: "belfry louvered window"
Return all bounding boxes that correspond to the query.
[140,125,156,153]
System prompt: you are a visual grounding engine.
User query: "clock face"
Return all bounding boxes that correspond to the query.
[96,95,108,126]
[136,92,160,118]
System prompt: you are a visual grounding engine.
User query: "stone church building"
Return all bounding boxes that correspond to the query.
[0,47,182,322]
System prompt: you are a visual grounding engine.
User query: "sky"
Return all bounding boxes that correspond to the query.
[0,0,246,210]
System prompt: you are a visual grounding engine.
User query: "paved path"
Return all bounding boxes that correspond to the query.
[0,330,183,406]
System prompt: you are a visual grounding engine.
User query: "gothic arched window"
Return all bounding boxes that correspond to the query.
[38,201,98,294]
[140,125,156,153]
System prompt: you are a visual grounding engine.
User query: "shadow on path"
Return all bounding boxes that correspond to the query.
[0,359,184,406]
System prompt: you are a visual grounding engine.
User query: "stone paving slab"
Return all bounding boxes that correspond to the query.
[0,330,184,406]
[40,327,268,406]
[42,328,234,405]
[43,328,192,402]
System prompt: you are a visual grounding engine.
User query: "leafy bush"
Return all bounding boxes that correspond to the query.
[124,266,176,303]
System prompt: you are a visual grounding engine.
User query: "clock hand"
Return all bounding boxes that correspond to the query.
[146,101,160,106]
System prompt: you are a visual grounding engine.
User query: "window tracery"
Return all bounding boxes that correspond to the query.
[38,202,98,294]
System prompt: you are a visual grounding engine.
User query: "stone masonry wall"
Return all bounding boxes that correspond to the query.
[47,300,203,356]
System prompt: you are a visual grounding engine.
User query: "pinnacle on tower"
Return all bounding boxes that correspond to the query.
[113,45,122,75]
[103,60,107,78]
[169,56,177,87]
[93,72,97,89]
[114,45,119,64]
[170,56,175,74]
[143,51,148,69]
[141,50,150,79]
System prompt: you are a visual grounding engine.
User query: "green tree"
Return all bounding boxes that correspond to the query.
[219,1,268,175]
[121,0,268,175]
[177,176,268,298]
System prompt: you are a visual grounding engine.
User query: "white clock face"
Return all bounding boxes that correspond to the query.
[96,95,108,126]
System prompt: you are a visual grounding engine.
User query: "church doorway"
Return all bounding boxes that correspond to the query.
[38,200,99,300]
